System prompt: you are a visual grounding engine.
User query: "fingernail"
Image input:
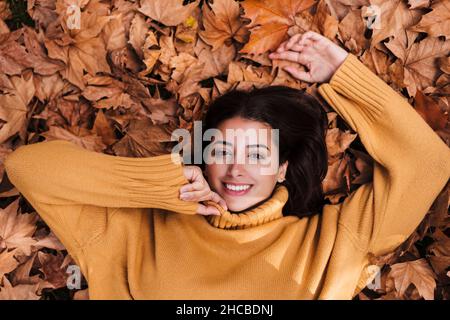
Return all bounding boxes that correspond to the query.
[180,194,188,200]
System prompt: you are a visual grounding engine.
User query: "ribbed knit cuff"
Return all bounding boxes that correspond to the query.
[327,53,391,115]
[113,152,199,215]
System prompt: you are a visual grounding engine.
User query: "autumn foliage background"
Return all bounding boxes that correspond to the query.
[0,0,449,300]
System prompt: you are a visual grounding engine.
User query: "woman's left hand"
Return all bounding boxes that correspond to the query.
[268,31,349,83]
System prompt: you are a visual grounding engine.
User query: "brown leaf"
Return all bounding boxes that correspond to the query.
[325,127,358,161]
[0,249,19,279]
[0,276,40,300]
[194,37,236,80]
[385,31,450,96]
[409,0,450,40]
[0,30,34,75]
[40,126,107,152]
[138,0,199,27]
[414,90,448,131]
[0,199,38,256]
[38,251,69,289]
[199,0,248,51]
[112,118,175,157]
[44,7,112,89]
[338,9,369,55]
[240,0,316,55]
[388,259,436,300]
[366,0,422,47]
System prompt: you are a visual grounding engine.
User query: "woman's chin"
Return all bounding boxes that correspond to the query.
[225,200,254,213]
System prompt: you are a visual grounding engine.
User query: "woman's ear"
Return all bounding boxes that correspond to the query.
[277,160,289,182]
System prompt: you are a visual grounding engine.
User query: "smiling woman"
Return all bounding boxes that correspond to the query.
[199,86,329,217]
[4,31,450,300]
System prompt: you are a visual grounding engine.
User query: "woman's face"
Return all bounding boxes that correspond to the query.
[204,117,288,213]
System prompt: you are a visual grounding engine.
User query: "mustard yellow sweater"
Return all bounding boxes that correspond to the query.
[5,54,450,300]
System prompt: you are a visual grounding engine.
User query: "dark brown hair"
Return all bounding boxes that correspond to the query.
[200,85,329,218]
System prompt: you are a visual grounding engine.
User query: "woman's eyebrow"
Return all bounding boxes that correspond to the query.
[212,140,233,147]
[247,144,269,151]
[214,140,269,151]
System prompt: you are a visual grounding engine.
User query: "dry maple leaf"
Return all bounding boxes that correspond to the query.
[0,276,40,300]
[82,74,140,110]
[43,3,112,90]
[40,125,107,152]
[409,0,450,40]
[325,0,369,21]
[9,252,54,295]
[0,72,35,144]
[413,91,448,131]
[129,13,151,59]
[388,258,436,300]
[0,30,34,75]
[365,0,422,47]
[322,155,351,197]
[0,199,38,256]
[27,0,59,30]
[38,251,70,289]
[0,249,19,279]
[227,60,274,89]
[338,9,369,55]
[385,30,450,97]
[194,37,236,79]
[112,118,175,157]
[325,127,358,161]
[199,0,249,52]
[138,0,199,27]
[239,0,316,55]
[34,231,66,252]
[102,13,127,52]
[33,73,67,103]
[293,0,339,40]
[23,27,66,76]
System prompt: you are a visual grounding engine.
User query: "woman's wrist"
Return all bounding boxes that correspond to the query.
[328,51,350,83]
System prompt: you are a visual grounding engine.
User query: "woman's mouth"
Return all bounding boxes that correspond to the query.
[222,182,253,196]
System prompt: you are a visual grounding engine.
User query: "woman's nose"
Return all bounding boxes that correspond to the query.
[228,162,246,177]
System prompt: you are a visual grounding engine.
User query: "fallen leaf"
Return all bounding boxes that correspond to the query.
[138,0,199,27]
[409,0,450,40]
[199,0,248,51]
[388,259,436,300]
[0,199,38,256]
[239,0,316,55]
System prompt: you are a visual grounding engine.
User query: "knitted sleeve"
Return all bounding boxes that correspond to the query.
[4,140,199,249]
[318,53,450,258]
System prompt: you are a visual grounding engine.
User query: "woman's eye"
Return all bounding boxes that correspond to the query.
[249,153,265,160]
[214,149,231,157]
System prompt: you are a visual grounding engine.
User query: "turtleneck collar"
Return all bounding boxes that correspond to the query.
[203,184,289,230]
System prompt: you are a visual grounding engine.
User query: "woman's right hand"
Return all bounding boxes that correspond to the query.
[180,166,228,216]
[268,31,348,83]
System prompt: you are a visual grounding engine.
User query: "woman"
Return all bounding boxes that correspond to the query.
[5,31,450,299]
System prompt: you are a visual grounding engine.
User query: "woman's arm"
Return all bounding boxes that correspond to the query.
[4,139,199,215]
[319,53,450,257]
[270,32,450,257]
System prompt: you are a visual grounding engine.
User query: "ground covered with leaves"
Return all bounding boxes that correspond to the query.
[0,0,449,300]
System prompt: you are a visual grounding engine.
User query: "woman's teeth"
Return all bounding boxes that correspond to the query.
[225,184,251,191]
